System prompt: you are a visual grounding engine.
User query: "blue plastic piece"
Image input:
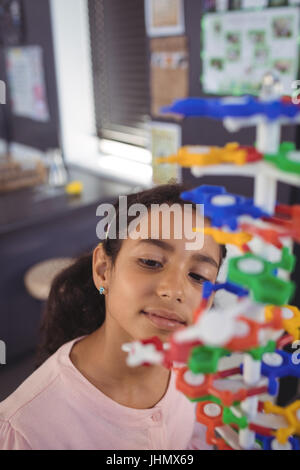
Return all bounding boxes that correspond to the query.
[239,363,277,396]
[256,434,300,450]
[181,185,269,230]
[261,350,300,393]
[161,96,300,121]
[203,281,249,299]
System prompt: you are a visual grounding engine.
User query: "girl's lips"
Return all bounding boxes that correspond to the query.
[141,311,186,331]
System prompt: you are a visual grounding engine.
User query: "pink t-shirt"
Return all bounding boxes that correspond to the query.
[0,336,211,450]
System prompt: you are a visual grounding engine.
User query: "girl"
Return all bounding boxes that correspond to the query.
[0,184,226,450]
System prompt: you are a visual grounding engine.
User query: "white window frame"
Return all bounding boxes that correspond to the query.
[50,0,152,187]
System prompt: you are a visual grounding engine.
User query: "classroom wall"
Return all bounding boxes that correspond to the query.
[0,0,60,151]
[181,1,296,202]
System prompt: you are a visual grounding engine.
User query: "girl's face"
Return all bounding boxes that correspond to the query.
[93,206,221,342]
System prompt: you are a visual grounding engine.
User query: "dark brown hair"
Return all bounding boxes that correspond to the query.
[35,184,227,368]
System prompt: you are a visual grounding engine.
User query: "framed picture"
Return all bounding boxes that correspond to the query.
[144,0,185,37]
[149,122,182,185]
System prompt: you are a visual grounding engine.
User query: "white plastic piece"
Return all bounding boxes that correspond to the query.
[198,312,236,346]
[237,258,264,274]
[239,428,256,450]
[187,145,210,154]
[211,195,236,207]
[256,120,281,154]
[234,321,250,337]
[241,396,259,420]
[203,403,222,418]
[262,352,283,367]
[124,341,163,367]
[282,307,294,320]
[215,425,242,450]
[287,151,300,162]
[296,409,300,421]
[250,412,288,429]
[243,354,261,385]
[271,439,292,451]
[254,171,278,214]
[174,298,255,345]
[213,377,268,393]
[184,370,205,386]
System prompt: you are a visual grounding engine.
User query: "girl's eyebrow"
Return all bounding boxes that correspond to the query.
[137,239,219,269]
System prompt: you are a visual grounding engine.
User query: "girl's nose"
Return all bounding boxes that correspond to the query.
[156,269,185,303]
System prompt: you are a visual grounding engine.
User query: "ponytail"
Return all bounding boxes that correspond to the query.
[35,252,105,369]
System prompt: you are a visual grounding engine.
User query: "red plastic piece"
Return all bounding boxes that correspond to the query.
[276,333,294,349]
[239,222,284,249]
[240,146,263,163]
[166,336,202,364]
[263,204,300,243]
[249,423,273,437]
[193,298,209,323]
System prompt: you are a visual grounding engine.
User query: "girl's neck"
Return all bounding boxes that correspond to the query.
[69,323,171,409]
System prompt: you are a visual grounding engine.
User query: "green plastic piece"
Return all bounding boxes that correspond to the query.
[274,246,296,272]
[264,142,300,175]
[246,340,276,361]
[188,395,222,405]
[188,345,230,374]
[223,407,248,430]
[228,251,295,305]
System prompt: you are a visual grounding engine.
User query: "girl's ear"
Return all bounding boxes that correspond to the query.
[92,244,111,292]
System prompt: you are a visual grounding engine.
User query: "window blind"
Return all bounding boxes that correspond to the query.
[88,0,150,148]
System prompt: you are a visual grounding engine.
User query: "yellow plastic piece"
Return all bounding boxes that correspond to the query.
[193,226,252,248]
[265,305,300,341]
[264,400,300,444]
[65,181,83,195]
[155,142,248,168]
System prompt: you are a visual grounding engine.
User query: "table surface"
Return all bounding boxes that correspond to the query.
[0,165,139,236]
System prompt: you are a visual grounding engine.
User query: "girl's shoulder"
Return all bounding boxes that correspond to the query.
[0,337,84,434]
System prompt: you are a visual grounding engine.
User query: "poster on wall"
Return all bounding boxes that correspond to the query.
[0,0,24,46]
[144,0,185,36]
[5,46,50,121]
[150,36,189,117]
[202,6,300,95]
[150,122,182,185]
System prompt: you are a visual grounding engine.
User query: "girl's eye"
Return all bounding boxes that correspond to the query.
[189,272,209,284]
[138,258,163,268]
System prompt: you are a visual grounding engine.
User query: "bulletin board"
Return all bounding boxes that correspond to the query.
[150,35,189,118]
[201,6,300,95]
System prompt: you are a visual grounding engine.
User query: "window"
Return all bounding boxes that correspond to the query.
[88,0,150,148]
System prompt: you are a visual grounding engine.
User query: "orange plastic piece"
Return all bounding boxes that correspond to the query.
[263,204,300,244]
[156,142,248,168]
[225,316,261,351]
[239,222,285,249]
[193,226,252,248]
[176,366,268,406]
[196,402,234,450]
[176,366,213,399]
[264,400,300,444]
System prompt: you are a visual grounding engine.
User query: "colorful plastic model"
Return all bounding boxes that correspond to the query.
[122,181,300,450]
